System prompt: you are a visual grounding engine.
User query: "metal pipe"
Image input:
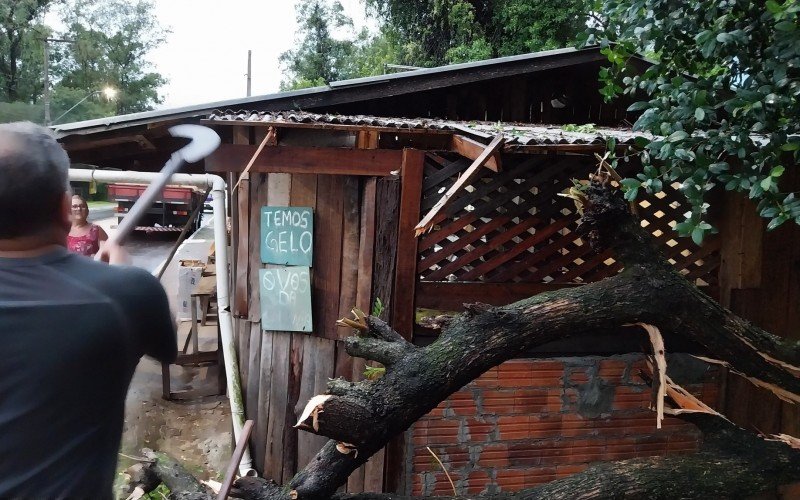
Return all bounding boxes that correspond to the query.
[67,168,256,477]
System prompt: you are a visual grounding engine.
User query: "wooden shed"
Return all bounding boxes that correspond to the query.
[52,47,800,495]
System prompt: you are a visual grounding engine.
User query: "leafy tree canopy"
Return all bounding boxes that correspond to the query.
[279,0,591,88]
[365,0,591,66]
[0,0,54,103]
[585,0,800,240]
[0,0,166,124]
[279,0,359,90]
[55,0,167,116]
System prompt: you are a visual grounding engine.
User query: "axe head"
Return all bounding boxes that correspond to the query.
[169,124,221,163]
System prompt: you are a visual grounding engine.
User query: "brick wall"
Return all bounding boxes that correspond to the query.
[408,354,720,496]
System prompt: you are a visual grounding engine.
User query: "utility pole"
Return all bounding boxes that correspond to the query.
[42,37,74,126]
[246,50,252,97]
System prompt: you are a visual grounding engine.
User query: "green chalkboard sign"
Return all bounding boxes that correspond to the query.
[261,207,313,266]
[259,267,312,332]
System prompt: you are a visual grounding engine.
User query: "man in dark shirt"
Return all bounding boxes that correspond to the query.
[0,122,177,497]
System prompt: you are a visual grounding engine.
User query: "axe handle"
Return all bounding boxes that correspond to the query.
[110,154,185,246]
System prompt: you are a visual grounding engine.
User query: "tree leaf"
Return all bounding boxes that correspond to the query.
[667,130,688,142]
[695,107,705,120]
[691,227,705,245]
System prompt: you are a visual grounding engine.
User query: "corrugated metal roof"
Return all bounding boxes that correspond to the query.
[205,110,650,146]
[52,46,620,138]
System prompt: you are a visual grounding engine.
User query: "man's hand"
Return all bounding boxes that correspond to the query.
[95,240,130,265]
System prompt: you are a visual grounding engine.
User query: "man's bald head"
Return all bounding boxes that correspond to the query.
[0,122,70,238]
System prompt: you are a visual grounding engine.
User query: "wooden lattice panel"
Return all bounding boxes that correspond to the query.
[417,153,720,288]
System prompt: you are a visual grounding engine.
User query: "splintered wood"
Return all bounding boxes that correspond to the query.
[635,323,667,428]
[694,355,800,405]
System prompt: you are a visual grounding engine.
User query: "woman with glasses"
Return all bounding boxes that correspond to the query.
[67,194,108,256]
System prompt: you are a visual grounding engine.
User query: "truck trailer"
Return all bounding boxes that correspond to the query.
[107,183,206,233]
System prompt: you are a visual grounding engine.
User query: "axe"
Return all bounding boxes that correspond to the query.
[105,125,221,248]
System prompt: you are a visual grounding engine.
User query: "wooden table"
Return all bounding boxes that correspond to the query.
[162,275,225,401]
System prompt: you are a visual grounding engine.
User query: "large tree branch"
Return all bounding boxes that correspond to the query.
[273,177,800,498]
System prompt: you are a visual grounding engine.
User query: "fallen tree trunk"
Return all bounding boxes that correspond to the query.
[257,176,799,499]
[143,178,800,498]
[231,414,800,500]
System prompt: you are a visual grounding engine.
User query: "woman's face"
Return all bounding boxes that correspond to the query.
[71,197,88,223]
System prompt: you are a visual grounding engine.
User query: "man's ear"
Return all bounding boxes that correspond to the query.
[59,192,72,229]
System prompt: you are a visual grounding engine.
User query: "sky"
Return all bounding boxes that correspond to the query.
[146,0,373,109]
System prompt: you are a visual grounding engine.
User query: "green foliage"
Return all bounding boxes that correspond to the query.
[145,483,170,499]
[365,0,591,67]
[0,0,165,123]
[279,0,360,90]
[56,0,167,115]
[279,0,592,87]
[0,101,43,123]
[583,0,800,240]
[0,0,54,103]
[364,365,386,380]
[562,123,597,133]
[372,297,385,318]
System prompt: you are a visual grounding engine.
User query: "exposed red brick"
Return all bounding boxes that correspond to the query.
[465,418,493,442]
[411,475,423,496]
[511,389,556,414]
[479,443,510,467]
[421,445,471,468]
[497,415,531,440]
[529,369,567,388]
[405,356,713,494]
[598,359,628,383]
[556,464,588,477]
[481,390,517,413]
[412,452,440,472]
[531,360,565,371]
[467,470,492,494]
[422,419,461,444]
[450,396,478,416]
[568,368,590,385]
[525,467,557,486]
[495,469,526,490]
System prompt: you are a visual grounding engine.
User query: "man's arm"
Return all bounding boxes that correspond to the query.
[127,269,178,363]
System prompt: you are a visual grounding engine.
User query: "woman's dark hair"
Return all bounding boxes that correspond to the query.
[0,122,70,238]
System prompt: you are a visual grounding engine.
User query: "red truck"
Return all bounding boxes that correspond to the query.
[107,183,206,233]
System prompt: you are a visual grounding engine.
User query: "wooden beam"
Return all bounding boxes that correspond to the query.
[414,134,504,236]
[62,134,154,152]
[205,144,402,176]
[451,134,500,171]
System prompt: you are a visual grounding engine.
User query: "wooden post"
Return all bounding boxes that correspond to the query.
[385,149,425,494]
[392,149,426,340]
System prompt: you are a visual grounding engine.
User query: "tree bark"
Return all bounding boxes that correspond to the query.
[233,414,800,499]
[253,178,800,499]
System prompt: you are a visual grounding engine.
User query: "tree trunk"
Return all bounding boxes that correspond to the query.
[246,177,800,499]
[234,414,800,499]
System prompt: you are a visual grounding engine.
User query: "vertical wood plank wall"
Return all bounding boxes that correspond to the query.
[225,137,800,492]
[718,166,800,436]
[231,156,403,490]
